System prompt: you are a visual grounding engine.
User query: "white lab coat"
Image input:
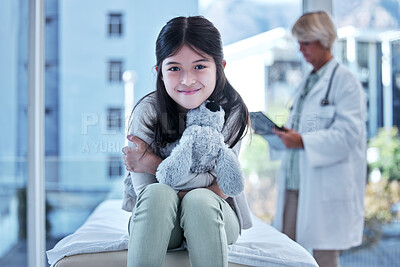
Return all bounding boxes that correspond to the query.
[273,58,367,250]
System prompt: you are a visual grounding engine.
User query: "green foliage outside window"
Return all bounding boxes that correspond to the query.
[239,134,281,222]
[363,127,400,246]
[240,134,280,178]
[368,127,400,182]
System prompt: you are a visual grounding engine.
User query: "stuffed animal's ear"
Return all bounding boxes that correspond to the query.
[205,101,220,112]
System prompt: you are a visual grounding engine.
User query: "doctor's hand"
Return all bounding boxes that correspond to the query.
[122,135,162,175]
[274,127,304,149]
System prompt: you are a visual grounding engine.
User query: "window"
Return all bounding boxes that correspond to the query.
[1,0,29,266]
[107,108,122,131]
[108,13,123,37]
[108,156,123,178]
[108,60,123,83]
[265,60,302,112]
[13,1,400,267]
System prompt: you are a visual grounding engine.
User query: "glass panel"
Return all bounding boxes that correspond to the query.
[205,1,400,266]
[334,1,400,266]
[44,0,198,266]
[45,0,127,252]
[201,0,302,223]
[0,0,29,266]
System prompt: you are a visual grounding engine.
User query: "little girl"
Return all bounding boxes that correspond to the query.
[122,16,252,267]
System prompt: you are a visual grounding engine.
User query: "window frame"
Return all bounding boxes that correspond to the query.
[108,60,123,83]
[108,13,123,37]
[106,107,122,131]
[27,0,46,267]
[108,156,123,178]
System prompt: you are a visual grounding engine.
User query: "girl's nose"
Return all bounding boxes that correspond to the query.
[180,71,196,86]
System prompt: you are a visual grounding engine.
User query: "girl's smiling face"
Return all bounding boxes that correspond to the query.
[161,45,218,111]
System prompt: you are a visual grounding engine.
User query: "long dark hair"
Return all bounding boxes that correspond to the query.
[133,16,249,157]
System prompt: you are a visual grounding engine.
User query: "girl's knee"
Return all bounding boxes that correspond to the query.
[133,183,179,222]
[181,189,221,216]
[180,189,226,239]
[139,183,176,198]
[136,183,178,206]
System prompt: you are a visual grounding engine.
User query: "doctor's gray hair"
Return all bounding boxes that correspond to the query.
[291,11,337,50]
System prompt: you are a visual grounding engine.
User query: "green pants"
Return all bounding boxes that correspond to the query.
[127,183,240,267]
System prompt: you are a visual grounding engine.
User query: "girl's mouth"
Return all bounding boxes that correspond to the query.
[178,88,200,95]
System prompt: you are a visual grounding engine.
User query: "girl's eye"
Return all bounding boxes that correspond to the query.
[195,65,206,70]
[169,66,180,71]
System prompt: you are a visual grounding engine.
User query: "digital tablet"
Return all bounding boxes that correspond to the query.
[249,111,286,135]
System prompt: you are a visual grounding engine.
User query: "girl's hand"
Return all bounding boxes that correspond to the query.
[273,127,304,148]
[178,180,227,200]
[122,135,162,175]
[178,179,228,200]
[206,179,228,200]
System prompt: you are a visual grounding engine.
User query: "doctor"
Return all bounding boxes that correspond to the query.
[272,11,367,267]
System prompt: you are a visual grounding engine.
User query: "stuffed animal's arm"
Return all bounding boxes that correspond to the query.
[155,134,194,187]
[216,145,245,197]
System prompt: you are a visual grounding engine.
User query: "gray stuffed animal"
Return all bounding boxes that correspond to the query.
[155,100,244,197]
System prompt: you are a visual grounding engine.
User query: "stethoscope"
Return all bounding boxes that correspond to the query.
[287,62,340,111]
[320,63,339,106]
